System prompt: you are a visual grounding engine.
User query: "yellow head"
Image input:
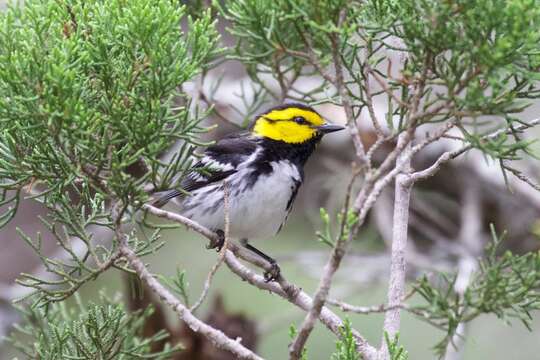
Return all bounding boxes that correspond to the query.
[252,104,344,144]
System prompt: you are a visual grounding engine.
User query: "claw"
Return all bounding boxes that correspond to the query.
[263,262,281,282]
[207,229,225,252]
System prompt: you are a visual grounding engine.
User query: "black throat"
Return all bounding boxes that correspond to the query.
[257,136,322,168]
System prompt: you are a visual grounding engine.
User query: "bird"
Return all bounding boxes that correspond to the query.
[153,103,344,281]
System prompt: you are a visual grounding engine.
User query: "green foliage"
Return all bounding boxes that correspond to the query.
[0,187,19,228]
[412,225,540,356]
[16,222,166,307]
[6,294,181,359]
[316,208,359,247]
[0,0,219,218]
[331,319,361,360]
[288,324,308,360]
[0,0,221,306]
[222,0,540,158]
[384,332,409,360]
[369,0,540,66]
[316,208,335,247]
[217,0,356,104]
[158,268,191,306]
[358,0,540,115]
[462,126,538,161]
[218,0,349,65]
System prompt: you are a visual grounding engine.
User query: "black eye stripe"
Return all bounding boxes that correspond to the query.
[262,116,277,123]
[293,116,309,125]
[263,116,311,125]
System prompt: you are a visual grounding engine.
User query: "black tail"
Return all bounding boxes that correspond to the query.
[151,189,182,208]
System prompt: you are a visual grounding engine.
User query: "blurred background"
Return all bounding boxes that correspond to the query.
[1,1,540,359]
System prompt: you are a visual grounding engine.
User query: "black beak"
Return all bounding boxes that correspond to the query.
[316,123,345,134]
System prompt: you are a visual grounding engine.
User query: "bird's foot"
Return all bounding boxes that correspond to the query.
[263,262,281,282]
[207,229,225,252]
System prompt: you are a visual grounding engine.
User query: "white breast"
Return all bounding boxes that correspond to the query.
[175,160,301,240]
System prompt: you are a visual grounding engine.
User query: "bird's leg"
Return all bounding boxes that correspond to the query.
[206,229,225,252]
[240,239,281,282]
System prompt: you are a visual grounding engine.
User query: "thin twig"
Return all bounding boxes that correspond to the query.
[501,161,540,192]
[362,61,385,137]
[294,31,336,84]
[451,118,540,159]
[327,297,448,332]
[330,31,369,166]
[366,64,410,109]
[365,135,394,170]
[409,152,452,182]
[328,299,402,315]
[410,117,540,182]
[190,181,231,312]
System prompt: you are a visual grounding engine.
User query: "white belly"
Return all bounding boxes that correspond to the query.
[173,161,301,240]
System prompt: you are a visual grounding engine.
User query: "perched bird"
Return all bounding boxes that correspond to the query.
[154,103,344,281]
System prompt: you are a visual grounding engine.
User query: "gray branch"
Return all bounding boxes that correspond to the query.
[120,245,263,360]
[143,204,378,360]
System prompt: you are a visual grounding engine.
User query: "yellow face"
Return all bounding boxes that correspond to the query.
[252,106,326,144]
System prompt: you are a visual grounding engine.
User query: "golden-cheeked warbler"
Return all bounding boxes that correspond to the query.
[154,103,344,281]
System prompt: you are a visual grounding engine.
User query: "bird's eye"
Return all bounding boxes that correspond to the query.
[293,116,308,125]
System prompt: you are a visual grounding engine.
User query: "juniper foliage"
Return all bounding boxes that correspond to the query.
[6,294,181,359]
[331,320,361,360]
[0,0,220,305]
[412,226,540,356]
[0,0,220,355]
[220,0,540,156]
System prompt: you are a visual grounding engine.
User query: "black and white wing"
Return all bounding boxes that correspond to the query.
[153,133,256,207]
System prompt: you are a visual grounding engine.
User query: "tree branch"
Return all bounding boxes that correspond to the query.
[444,182,483,360]
[119,245,263,360]
[379,137,413,357]
[224,251,379,360]
[143,204,275,272]
[410,117,540,182]
[330,30,368,166]
[142,204,378,359]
